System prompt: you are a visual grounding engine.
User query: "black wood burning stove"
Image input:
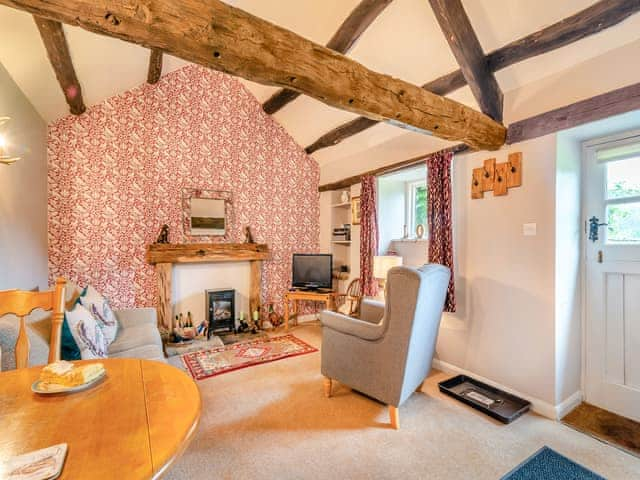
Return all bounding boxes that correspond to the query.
[205,289,235,337]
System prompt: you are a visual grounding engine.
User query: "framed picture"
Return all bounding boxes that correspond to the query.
[351,196,361,225]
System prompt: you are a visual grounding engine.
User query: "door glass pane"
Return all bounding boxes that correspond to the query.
[607,202,640,243]
[607,156,640,199]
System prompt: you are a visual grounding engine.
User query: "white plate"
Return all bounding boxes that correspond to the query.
[31,370,106,395]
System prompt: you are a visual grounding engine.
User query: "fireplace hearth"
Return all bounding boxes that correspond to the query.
[206,289,235,337]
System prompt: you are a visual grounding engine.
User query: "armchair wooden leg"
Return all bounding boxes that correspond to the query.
[389,406,399,430]
[323,377,332,398]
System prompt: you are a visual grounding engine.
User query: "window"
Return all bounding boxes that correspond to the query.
[600,143,640,244]
[377,165,427,251]
[406,180,427,237]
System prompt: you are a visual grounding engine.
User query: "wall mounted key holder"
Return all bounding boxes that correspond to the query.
[471,152,522,199]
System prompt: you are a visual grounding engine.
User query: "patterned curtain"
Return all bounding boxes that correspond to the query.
[426,151,456,312]
[359,175,379,297]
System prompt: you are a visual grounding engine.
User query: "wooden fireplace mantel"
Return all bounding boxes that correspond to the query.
[146,243,269,264]
[145,243,270,331]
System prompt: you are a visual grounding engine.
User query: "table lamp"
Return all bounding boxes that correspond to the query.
[373,255,403,297]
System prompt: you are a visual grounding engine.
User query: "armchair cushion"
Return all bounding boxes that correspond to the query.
[321,310,385,341]
[114,308,158,329]
[358,298,384,324]
[108,308,163,361]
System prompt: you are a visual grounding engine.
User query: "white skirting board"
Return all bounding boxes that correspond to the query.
[555,390,584,419]
[431,359,582,420]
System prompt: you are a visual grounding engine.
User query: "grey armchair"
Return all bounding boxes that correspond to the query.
[320,264,451,429]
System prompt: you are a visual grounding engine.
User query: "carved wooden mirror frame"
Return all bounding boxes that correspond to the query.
[182,188,233,242]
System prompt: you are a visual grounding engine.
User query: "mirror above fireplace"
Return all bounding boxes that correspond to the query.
[182,189,233,240]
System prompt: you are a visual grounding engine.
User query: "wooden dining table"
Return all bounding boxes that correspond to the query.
[0,358,201,479]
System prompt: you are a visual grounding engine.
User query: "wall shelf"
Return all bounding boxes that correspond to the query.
[327,187,358,292]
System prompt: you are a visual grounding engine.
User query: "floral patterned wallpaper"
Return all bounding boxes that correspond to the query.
[48,65,319,310]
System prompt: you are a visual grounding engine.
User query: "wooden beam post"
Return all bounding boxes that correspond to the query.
[147,48,163,84]
[263,0,393,114]
[34,17,86,115]
[156,262,172,331]
[3,0,505,151]
[249,260,262,319]
[305,0,640,154]
[429,0,503,121]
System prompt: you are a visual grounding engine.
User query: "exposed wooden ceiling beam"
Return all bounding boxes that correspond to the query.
[486,0,640,71]
[507,81,640,144]
[320,80,640,191]
[263,0,393,114]
[318,143,469,192]
[147,48,163,84]
[306,0,640,154]
[1,0,505,151]
[34,17,85,115]
[429,0,503,122]
[305,71,466,154]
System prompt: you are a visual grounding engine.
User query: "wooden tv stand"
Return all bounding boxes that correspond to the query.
[283,289,336,331]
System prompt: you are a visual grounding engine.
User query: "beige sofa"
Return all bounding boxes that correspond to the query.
[0,282,165,370]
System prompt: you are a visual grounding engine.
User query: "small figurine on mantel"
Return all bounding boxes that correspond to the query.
[244,226,255,244]
[156,224,170,244]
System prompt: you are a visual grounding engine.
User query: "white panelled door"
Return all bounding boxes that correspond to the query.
[584,132,640,422]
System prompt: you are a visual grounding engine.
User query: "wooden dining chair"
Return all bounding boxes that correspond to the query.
[335,278,362,317]
[0,278,66,370]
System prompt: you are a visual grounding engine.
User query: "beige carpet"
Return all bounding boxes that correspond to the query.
[166,323,640,480]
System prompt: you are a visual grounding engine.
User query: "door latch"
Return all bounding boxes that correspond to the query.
[598,250,603,263]
[588,216,608,242]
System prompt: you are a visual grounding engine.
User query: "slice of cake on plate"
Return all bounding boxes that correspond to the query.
[39,361,105,389]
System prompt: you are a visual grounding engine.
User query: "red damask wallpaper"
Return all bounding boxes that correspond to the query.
[48,65,319,310]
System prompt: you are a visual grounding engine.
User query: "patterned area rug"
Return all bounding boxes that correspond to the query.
[181,334,317,380]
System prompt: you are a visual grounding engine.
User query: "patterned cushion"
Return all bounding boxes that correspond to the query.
[64,303,108,359]
[79,285,119,345]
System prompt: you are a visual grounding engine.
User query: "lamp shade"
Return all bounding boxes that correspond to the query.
[373,255,403,280]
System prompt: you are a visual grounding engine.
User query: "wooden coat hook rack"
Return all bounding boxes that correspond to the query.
[471,152,522,199]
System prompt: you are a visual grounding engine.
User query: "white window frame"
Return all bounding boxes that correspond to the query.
[599,139,640,244]
[405,179,427,239]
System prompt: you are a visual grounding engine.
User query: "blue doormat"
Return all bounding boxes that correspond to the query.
[501,446,605,479]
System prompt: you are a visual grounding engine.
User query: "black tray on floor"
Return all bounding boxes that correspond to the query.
[438,375,530,424]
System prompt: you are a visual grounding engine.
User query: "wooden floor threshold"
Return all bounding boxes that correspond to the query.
[562,402,640,458]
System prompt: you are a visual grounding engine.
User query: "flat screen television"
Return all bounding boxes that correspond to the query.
[292,254,333,290]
